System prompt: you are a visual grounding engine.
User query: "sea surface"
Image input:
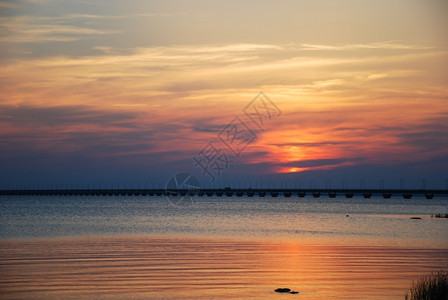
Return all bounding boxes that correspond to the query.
[1,194,447,299]
[1,194,447,245]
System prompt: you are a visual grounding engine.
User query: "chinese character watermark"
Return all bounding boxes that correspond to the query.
[165,92,281,205]
[193,92,280,183]
[165,172,200,207]
[243,92,281,130]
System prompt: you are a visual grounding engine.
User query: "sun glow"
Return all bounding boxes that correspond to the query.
[278,167,311,174]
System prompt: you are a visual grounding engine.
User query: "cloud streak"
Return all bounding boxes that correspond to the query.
[0,16,120,43]
[0,39,447,186]
[301,42,433,51]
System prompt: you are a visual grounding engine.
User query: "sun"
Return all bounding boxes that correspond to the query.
[276,167,310,173]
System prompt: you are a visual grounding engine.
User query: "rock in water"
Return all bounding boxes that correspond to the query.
[290,291,299,294]
[275,288,291,293]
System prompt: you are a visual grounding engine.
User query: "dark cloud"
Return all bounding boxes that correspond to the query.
[0,104,138,128]
[269,142,349,147]
[0,105,193,172]
[193,127,220,133]
[280,157,359,168]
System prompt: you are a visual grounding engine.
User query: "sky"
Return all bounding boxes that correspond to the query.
[0,0,447,190]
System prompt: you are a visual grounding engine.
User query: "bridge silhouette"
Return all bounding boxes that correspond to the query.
[1,188,446,199]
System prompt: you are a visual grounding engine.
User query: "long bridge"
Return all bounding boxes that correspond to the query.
[0,188,446,199]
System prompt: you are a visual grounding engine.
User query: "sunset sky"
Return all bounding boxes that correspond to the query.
[1,0,447,189]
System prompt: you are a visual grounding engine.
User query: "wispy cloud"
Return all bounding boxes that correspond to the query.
[41,11,212,20]
[0,0,51,11]
[301,42,433,51]
[1,41,446,179]
[0,15,120,43]
[0,9,214,44]
[0,1,19,9]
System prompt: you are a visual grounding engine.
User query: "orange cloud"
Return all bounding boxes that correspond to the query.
[1,42,447,177]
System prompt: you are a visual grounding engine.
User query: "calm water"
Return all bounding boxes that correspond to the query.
[1,195,447,246]
[2,235,447,300]
[1,195,448,299]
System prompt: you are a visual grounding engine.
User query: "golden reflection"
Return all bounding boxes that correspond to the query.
[1,235,447,299]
